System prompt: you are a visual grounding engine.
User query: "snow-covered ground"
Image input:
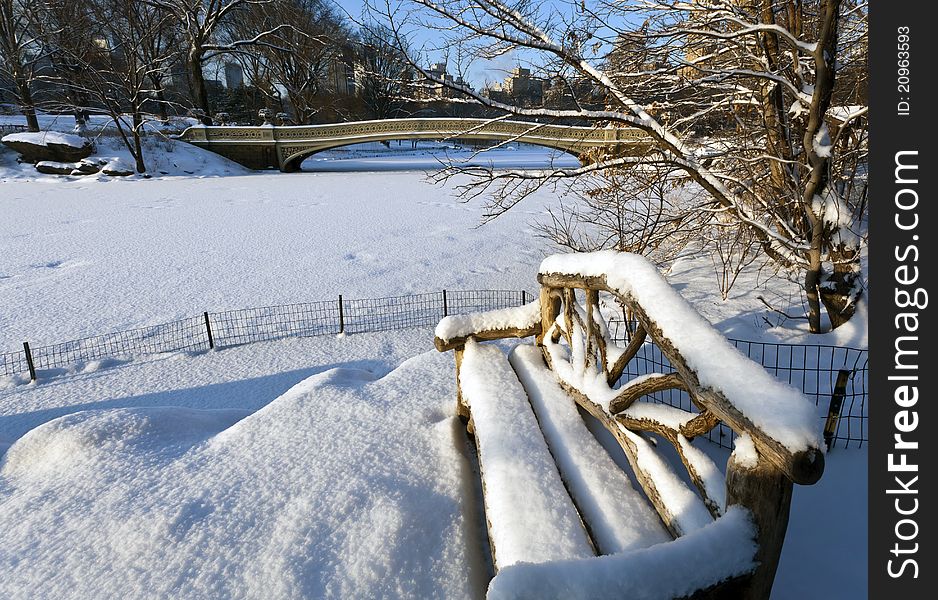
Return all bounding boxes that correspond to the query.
[0,330,866,599]
[0,136,867,598]
[0,143,863,349]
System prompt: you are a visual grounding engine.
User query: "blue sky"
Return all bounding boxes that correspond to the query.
[329,0,575,88]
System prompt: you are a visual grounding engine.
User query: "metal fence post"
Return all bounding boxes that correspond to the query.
[521,290,526,305]
[203,312,215,349]
[23,342,36,382]
[442,289,448,317]
[338,295,345,334]
[824,369,851,450]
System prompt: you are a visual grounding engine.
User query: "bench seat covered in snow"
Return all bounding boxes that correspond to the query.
[434,251,826,600]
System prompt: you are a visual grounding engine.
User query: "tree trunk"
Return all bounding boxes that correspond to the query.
[15,76,39,132]
[152,79,169,121]
[805,239,823,334]
[820,244,862,329]
[758,0,795,201]
[800,0,843,334]
[188,47,211,119]
[131,108,147,174]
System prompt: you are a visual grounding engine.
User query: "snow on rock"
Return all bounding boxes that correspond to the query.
[539,251,823,454]
[100,156,135,176]
[2,130,93,163]
[34,160,82,175]
[459,338,594,568]
[435,301,540,343]
[508,344,671,555]
[2,131,89,148]
[486,506,757,600]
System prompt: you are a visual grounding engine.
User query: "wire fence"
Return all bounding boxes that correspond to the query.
[607,320,868,450]
[2,290,867,449]
[1,290,529,381]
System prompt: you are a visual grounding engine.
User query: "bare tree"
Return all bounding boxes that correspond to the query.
[225,0,350,123]
[357,20,412,119]
[382,0,867,332]
[142,0,296,119]
[48,0,178,172]
[537,164,710,267]
[27,0,98,119]
[0,0,41,130]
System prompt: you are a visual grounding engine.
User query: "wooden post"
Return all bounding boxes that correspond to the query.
[536,286,560,345]
[338,295,345,334]
[203,312,215,349]
[824,369,851,449]
[454,345,473,434]
[442,289,448,317]
[23,342,36,382]
[726,453,793,599]
[520,290,526,305]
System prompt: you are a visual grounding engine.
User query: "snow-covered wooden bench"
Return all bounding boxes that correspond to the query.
[434,251,825,600]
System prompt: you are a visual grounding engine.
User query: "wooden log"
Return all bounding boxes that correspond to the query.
[434,324,540,352]
[606,325,647,386]
[454,346,470,422]
[726,452,794,599]
[608,372,687,414]
[584,289,597,372]
[681,410,721,440]
[584,289,608,376]
[537,286,561,345]
[538,272,824,486]
[562,288,576,348]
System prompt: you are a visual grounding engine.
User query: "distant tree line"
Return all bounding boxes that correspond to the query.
[0,0,483,171]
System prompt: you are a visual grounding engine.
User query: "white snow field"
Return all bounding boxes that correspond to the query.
[0,142,867,598]
[0,164,559,348]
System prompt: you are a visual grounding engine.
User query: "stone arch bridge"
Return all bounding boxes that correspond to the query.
[177,118,649,172]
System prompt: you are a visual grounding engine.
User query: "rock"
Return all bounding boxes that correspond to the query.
[35,161,79,175]
[2,131,93,163]
[101,166,134,176]
[74,159,102,174]
[100,157,135,176]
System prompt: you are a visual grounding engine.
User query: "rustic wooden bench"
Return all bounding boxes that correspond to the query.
[434,251,824,600]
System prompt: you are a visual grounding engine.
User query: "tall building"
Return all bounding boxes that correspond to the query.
[482,67,544,106]
[224,62,244,89]
[420,63,470,99]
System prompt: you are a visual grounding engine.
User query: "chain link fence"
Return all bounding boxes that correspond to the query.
[607,320,868,450]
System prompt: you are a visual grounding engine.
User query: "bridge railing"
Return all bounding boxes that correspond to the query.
[178,118,648,145]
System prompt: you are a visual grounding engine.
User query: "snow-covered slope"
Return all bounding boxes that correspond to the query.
[0,345,489,600]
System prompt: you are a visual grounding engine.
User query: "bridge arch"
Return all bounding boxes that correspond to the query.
[278,134,583,172]
[178,118,649,172]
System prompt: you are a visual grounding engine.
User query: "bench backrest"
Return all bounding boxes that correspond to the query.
[435,251,825,598]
